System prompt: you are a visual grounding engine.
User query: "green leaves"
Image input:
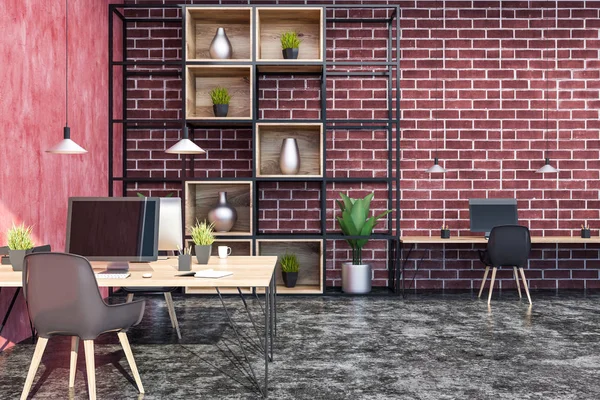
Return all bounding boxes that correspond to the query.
[335,193,391,264]
[7,222,35,250]
[280,31,302,49]
[209,87,231,105]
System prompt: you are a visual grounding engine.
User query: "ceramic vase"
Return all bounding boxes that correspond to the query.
[209,27,232,59]
[213,104,229,117]
[341,262,372,294]
[279,138,301,175]
[9,249,32,272]
[282,272,298,288]
[208,191,238,232]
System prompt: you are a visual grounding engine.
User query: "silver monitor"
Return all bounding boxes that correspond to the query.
[158,197,183,251]
[469,198,518,237]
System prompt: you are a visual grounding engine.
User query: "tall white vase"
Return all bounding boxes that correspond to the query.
[209,27,232,59]
[279,138,301,175]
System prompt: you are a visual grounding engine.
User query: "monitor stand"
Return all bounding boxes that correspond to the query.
[106,261,130,271]
[484,232,490,240]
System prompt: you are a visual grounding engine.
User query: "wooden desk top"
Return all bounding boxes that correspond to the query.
[0,256,277,288]
[400,236,600,244]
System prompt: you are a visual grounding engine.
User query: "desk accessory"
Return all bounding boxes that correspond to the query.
[191,220,215,264]
[441,225,450,239]
[142,273,153,278]
[581,223,591,239]
[218,246,232,259]
[6,223,35,271]
[178,245,192,271]
[195,270,233,279]
[95,271,130,279]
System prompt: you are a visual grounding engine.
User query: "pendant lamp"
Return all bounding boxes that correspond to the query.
[536,2,558,173]
[165,125,206,154]
[47,0,87,154]
[427,0,446,174]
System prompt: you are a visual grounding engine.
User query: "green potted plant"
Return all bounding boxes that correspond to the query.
[190,220,215,264]
[7,223,35,271]
[209,87,231,117]
[280,31,301,59]
[280,253,300,288]
[336,193,391,294]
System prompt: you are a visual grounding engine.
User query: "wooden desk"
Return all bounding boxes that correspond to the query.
[401,236,600,245]
[398,236,600,295]
[0,255,277,398]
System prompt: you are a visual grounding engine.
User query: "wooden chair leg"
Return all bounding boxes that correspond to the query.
[69,336,80,388]
[487,267,497,305]
[513,267,522,298]
[117,331,145,394]
[478,266,489,298]
[83,340,96,400]
[20,337,48,400]
[518,267,532,305]
[164,292,182,339]
[126,293,134,303]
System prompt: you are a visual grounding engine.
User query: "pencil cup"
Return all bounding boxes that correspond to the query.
[441,229,450,239]
[178,254,192,271]
[581,229,591,239]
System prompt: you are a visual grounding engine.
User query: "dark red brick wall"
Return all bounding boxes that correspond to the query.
[120,1,600,290]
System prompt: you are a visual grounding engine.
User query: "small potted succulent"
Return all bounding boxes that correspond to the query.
[280,253,299,288]
[191,220,215,264]
[7,223,35,271]
[280,31,301,59]
[209,87,231,117]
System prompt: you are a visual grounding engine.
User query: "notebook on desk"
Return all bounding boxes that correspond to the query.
[194,270,233,279]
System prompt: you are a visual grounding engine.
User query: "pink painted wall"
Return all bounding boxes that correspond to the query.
[0,0,118,349]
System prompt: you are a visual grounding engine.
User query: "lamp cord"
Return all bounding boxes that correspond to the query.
[65,0,68,127]
[545,1,550,159]
[434,0,441,159]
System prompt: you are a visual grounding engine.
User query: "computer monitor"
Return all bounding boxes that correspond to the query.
[469,198,518,237]
[158,197,183,252]
[66,197,160,262]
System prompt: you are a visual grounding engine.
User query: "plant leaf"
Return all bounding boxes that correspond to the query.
[356,210,392,248]
[339,192,354,212]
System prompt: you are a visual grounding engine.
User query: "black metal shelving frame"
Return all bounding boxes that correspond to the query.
[108,3,400,294]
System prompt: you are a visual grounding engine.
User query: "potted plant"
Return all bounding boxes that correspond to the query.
[280,31,301,59]
[7,223,35,271]
[280,253,299,288]
[190,220,215,264]
[209,87,231,117]
[336,193,391,294]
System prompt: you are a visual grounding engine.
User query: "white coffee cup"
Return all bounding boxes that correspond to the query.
[218,246,232,259]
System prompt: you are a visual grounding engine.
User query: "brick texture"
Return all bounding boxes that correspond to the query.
[120,0,600,290]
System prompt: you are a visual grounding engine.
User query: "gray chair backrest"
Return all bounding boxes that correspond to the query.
[23,252,109,338]
[487,225,531,268]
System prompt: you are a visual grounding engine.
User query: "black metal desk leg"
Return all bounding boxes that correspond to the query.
[0,288,21,337]
[264,284,270,398]
[273,277,277,337]
[400,244,415,297]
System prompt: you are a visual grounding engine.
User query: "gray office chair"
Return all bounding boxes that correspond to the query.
[477,225,532,305]
[21,253,146,400]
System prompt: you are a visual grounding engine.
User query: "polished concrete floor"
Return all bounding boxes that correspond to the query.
[2,291,600,399]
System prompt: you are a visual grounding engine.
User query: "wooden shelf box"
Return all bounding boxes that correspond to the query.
[185,181,253,236]
[256,7,323,62]
[185,7,252,61]
[256,123,323,177]
[186,65,253,120]
[184,239,253,294]
[256,239,323,294]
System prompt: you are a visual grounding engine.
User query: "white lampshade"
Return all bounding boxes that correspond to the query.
[536,158,558,173]
[46,127,87,154]
[165,138,205,154]
[426,158,447,173]
[166,126,205,155]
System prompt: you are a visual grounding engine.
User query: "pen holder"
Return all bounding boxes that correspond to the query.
[178,254,192,271]
[441,229,450,239]
[581,229,591,239]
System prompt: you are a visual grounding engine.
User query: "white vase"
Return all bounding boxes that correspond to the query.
[208,191,238,232]
[209,27,232,59]
[279,138,301,175]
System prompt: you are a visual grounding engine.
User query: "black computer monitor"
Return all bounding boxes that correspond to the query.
[469,198,518,237]
[66,197,160,262]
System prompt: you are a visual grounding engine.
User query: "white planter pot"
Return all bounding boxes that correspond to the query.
[341,262,372,294]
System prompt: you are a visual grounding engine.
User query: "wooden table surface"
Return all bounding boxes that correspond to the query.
[0,256,278,288]
[400,236,600,244]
